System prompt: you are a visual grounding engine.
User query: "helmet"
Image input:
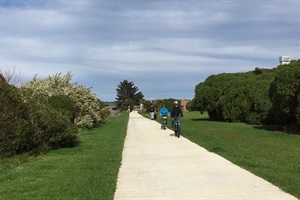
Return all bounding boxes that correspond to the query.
[174,101,178,105]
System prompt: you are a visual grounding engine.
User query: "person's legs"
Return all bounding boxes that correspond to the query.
[150,112,154,119]
[177,117,181,133]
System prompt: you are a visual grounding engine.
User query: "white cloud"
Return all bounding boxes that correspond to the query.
[0,0,299,101]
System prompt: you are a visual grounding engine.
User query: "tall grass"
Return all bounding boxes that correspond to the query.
[0,112,129,200]
[140,111,300,198]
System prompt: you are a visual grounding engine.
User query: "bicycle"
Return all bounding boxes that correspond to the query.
[173,116,181,138]
[161,116,168,130]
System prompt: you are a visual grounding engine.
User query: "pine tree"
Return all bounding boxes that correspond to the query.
[115,80,144,111]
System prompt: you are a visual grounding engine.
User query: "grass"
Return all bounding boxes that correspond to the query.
[0,112,129,200]
[140,110,300,198]
[1,110,299,199]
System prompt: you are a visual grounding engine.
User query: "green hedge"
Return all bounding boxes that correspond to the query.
[269,60,300,125]
[191,60,300,131]
[192,69,275,124]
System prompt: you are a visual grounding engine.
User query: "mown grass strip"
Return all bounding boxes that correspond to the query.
[0,112,129,200]
[140,111,300,198]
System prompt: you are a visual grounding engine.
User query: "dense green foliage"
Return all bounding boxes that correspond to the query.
[155,98,178,112]
[115,80,144,111]
[0,71,111,158]
[191,60,300,130]
[0,112,129,199]
[0,75,79,158]
[141,98,178,114]
[47,94,76,122]
[0,75,27,157]
[191,69,276,124]
[269,60,300,126]
[21,72,109,128]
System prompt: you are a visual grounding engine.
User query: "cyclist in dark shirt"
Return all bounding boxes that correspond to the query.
[171,101,183,137]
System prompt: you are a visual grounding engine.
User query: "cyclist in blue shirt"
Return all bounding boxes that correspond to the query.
[159,105,169,128]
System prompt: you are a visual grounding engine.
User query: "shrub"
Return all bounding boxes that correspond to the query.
[269,60,300,125]
[0,78,79,158]
[47,95,76,123]
[21,89,80,152]
[192,69,275,124]
[0,75,28,158]
[21,72,108,128]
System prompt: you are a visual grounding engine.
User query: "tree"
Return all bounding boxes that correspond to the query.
[115,80,144,111]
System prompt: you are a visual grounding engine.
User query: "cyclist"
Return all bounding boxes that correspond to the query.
[159,104,169,129]
[171,101,183,137]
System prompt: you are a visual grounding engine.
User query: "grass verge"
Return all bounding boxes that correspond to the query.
[140,111,300,198]
[0,112,129,200]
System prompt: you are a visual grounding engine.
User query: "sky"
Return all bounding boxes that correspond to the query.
[0,0,299,102]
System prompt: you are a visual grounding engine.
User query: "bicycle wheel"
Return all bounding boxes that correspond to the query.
[162,120,166,130]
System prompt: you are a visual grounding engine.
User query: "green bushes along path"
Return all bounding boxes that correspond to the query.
[191,59,300,134]
[0,112,129,200]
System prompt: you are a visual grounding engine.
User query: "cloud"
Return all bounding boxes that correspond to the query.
[0,0,299,101]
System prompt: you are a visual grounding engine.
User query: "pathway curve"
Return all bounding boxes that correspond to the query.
[114,111,297,200]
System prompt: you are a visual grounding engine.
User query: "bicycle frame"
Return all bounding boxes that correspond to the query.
[161,116,167,130]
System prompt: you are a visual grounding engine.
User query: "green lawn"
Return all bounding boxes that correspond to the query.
[0,112,129,200]
[1,110,299,199]
[141,111,300,198]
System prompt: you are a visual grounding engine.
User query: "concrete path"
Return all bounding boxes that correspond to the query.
[114,111,297,200]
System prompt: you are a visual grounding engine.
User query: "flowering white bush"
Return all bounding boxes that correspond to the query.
[21,72,109,127]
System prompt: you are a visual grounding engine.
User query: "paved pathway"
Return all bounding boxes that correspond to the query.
[114,111,297,200]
